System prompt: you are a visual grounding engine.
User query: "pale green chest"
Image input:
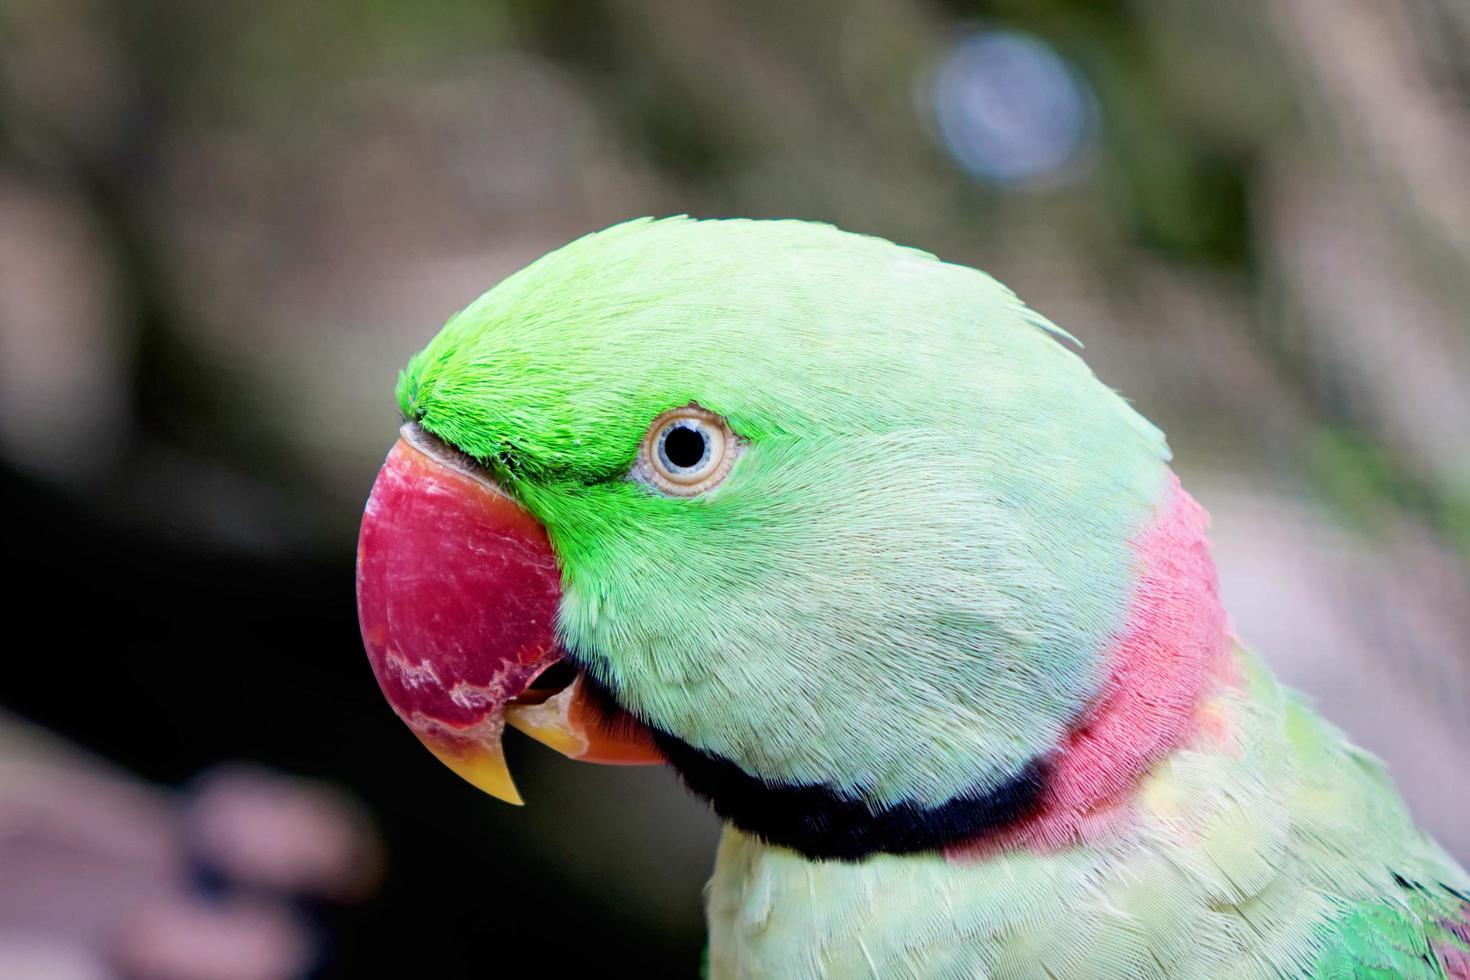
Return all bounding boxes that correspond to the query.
[702,654,1465,979]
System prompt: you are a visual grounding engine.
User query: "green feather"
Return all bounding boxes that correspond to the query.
[401,216,1166,806]
[705,646,1470,978]
[395,218,1470,976]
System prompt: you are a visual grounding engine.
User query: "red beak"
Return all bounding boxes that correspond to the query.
[356,424,661,804]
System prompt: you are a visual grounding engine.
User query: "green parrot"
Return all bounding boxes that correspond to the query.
[355,217,1470,978]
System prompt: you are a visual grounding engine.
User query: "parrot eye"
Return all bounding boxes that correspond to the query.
[636,405,738,496]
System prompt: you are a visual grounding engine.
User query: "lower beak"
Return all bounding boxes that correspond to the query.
[355,424,661,804]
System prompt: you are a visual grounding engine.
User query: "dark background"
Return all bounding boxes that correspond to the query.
[3,0,1470,975]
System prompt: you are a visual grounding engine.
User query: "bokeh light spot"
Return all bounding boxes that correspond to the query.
[929,28,1098,185]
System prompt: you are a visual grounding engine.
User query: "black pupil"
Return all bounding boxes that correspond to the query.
[663,424,707,469]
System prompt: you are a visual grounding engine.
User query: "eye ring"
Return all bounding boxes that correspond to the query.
[636,406,739,496]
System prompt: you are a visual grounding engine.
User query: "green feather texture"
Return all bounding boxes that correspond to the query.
[396,218,1470,977]
[706,647,1470,978]
[401,216,1168,808]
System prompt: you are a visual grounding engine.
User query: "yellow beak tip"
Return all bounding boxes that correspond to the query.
[421,739,525,806]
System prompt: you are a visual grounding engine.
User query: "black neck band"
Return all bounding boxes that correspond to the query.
[653,732,1048,861]
[575,672,1048,861]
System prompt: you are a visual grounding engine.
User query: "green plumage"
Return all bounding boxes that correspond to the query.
[707,647,1469,978]
[401,217,1165,808]
[397,217,1469,977]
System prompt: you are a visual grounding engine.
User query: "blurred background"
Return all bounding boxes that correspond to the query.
[2,0,1469,976]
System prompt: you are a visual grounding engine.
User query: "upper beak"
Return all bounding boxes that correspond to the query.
[355,423,661,804]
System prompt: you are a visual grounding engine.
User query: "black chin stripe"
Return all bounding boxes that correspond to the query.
[573,672,1049,860]
[652,732,1048,861]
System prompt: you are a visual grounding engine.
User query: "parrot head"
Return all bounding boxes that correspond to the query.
[357,217,1212,860]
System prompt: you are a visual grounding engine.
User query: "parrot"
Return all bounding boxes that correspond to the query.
[354,217,1470,978]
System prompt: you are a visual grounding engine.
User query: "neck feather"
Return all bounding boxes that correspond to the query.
[948,472,1231,859]
[656,472,1231,862]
